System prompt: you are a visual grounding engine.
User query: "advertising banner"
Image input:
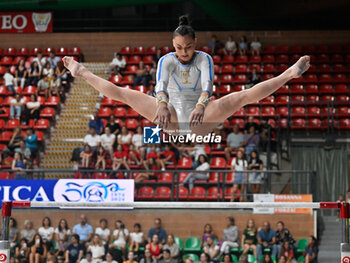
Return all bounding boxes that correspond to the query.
[0,179,134,208]
[0,12,52,33]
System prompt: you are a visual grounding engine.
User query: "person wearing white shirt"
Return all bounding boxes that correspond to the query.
[54,219,71,248]
[129,223,144,252]
[230,150,248,196]
[181,154,210,191]
[224,35,237,55]
[110,53,126,75]
[100,127,115,155]
[38,217,55,247]
[101,252,118,263]
[95,219,110,245]
[33,52,47,72]
[4,68,15,94]
[109,220,129,251]
[10,94,25,119]
[80,252,97,263]
[24,94,41,124]
[83,127,101,151]
[250,37,262,55]
[87,235,105,263]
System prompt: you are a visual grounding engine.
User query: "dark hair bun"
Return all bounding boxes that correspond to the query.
[179,15,190,26]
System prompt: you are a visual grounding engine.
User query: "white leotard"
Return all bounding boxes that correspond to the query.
[155,51,214,132]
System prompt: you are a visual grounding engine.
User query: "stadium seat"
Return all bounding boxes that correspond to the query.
[246,106,260,116]
[290,45,302,53]
[213,75,219,84]
[0,131,13,142]
[335,107,350,117]
[224,187,235,201]
[124,65,138,74]
[5,119,20,130]
[331,54,344,63]
[44,47,55,56]
[276,95,289,105]
[161,46,172,55]
[210,157,226,169]
[308,118,323,130]
[304,74,318,83]
[333,64,345,73]
[145,46,157,55]
[34,119,50,130]
[235,64,248,73]
[133,46,145,55]
[306,95,319,105]
[291,106,306,117]
[182,254,199,262]
[233,85,244,92]
[317,54,330,63]
[262,55,275,63]
[275,85,289,94]
[0,171,10,179]
[306,64,317,73]
[319,74,332,83]
[125,118,138,129]
[222,64,234,73]
[0,56,13,66]
[220,74,233,84]
[305,84,318,94]
[319,84,333,94]
[290,95,304,104]
[261,106,275,117]
[260,95,275,105]
[45,96,60,107]
[207,187,222,201]
[158,172,173,182]
[207,172,219,183]
[320,95,334,104]
[0,108,10,118]
[290,84,304,94]
[297,239,308,254]
[319,64,331,73]
[276,54,289,63]
[0,119,4,129]
[174,186,188,200]
[230,118,245,129]
[276,107,288,116]
[219,85,231,95]
[174,237,184,252]
[222,55,234,64]
[276,45,289,54]
[14,86,22,94]
[291,118,306,129]
[31,47,42,56]
[155,187,171,200]
[22,85,37,95]
[177,157,192,169]
[189,187,206,200]
[333,74,347,83]
[128,55,141,64]
[3,96,14,106]
[114,107,126,117]
[119,46,132,55]
[236,55,248,63]
[57,47,69,56]
[307,107,321,117]
[40,107,55,118]
[142,55,153,65]
[335,95,349,103]
[101,97,115,107]
[212,55,221,64]
[93,172,108,179]
[137,186,154,200]
[337,119,350,130]
[263,64,275,73]
[5,47,17,56]
[290,54,301,63]
[250,64,261,72]
[263,46,275,54]
[69,47,82,56]
[140,119,152,127]
[213,65,220,74]
[199,46,211,53]
[233,74,247,84]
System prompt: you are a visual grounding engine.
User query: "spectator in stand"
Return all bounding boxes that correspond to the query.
[146,234,163,261]
[278,256,287,263]
[242,126,259,156]
[100,127,115,155]
[103,252,118,263]
[209,35,220,55]
[10,94,25,120]
[89,113,104,135]
[27,61,41,86]
[54,219,71,249]
[6,127,22,154]
[47,51,60,69]
[280,241,297,263]
[15,59,28,89]
[80,144,93,168]
[230,150,248,200]
[218,217,239,257]
[127,144,141,166]
[123,251,137,263]
[258,118,271,152]
[9,218,19,253]
[109,220,129,254]
[12,152,27,179]
[238,255,248,263]
[133,61,149,88]
[199,253,210,263]
[163,234,179,262]
[25,128,38,158]
[38,217,55,248]
[79,252,93,263]
[230,184,241,202]
[33,51,46,72]
[110,53,126,77]
[15,140,32,164]
[87,234,105,263]
[181,154,209,191]
[201,224,215,247]
[159,249,177,263]
[158,144,176,171]
[186,143,206,168]
[118,126,132,153]
[244,116,259,134]
[4,67,15,95]
[95,146,107,170]
[20,220,36,246]
[203,236,219,261]
[275,221,296,258]
[261,254,273,263]
[247,68,261,87]
[129,223,144,252]
[132,126,145,158]
[29,234,47,263]
[24,95,40,124]
[42,62,54,80]
[250,37,262,56]
[105,115,121,145]
[112,144,130,171]
[257,221,277,260]
[147,218,167,244]
[346,188,350,203]
[95,218,110,246]
[224,35,237,55]
[83,127,101,152]
[225,124,244,160]
[147,84,156,97]
[51,74,62,96]
[149,61,157,83]
[72,214,93,245]
[56,61,68,81]
[304,236,318,263]
[238,36,248,55]
[248,151,263,194]
[36,75,51,100]
[16,238,30,263]
[153,48,162,65]
[65,234,84,263]
[134,160,158,182]
[241,219,257,259]
[140,249,156,263]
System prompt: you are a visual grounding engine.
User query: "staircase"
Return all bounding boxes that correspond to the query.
[318,216,341,262]
[41,62,109,178]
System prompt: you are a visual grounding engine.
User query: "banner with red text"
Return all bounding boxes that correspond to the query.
[0,12,52,33]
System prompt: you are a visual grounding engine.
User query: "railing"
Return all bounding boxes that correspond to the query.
[0,169,317,201]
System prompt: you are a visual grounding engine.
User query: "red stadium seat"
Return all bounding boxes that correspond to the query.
[159,172,173,182]
[214,64,220,74]
[44,47,55,56]
[334,84,348,94]
[319,64,331,73]
[263,46,275,54]
[0,56,13,66]
[261,106,275,117]
[291,106,305,117]
[236,55,248,63]
[133,46,145,55]
[128,55,141,64]
[233,108,245,117]
[319,74,332,83]
[199,46,211,53]
[290,45,302,53]
[307,64,317,73]
[308,118,323,130]
[137,186,154,200]
[124,65,138,74]
[331,54,344,63]
[262,74,275,81]
[40,107,55,118]
[140,119,152,127]
[304,74,318,83]
[161,46,172,55]
[262,55,275,63]
[5,119,20,130]
[119,46,132,55]
[0,66,6,75]
[303,45,315,53]
[57,47,69,56]
[178,172,189,183]
[333,64,345,73]
[290,95,304,103]
[0,119,4,129]
[276,45,289,54]
[219,85,231,95]
[249,55,261,63]
[222,64,234,73]
[234,74,247,84]
[263,64,275,73]
[143,55,153,65]
[306,95,319,104]
[0,108,10,118]
[260,96,275,104]
[146,46,157,55]
[250,64,261,72]
[330,45,343,53]
[319,84,333,94]
[210,157,226,169]
[189,187,206,201]
[69,47,82,56]
[291,118,306,129]
[212,55,221,64]
[305,84,319,94]
[307,107,320,117]
[207,187,222,201]
[333,74,347,84]
[34,119,50,130]
[335,107,350,117]
[120,75,133,85]
[109,75,122,84]
[275,85,289,94]
[290,54,301,63]
[22,85,37,95]
[3,96,14,106]
[155,187,171,200]
[320,95,334,103]
[276,55,289,63]
[0,131,13,142]
[246,106,260,116]
[290,84,304,94]
[222,55,234,64]
[125,118,138,130]
[114,107,126,117]
[336,95,349,103]
[337,119,350,130]
[174,186,188,200]
[276,95,289,105]
[31,47,42,56]
[213,75,219,84]
[98,107,112,118]
[5,47,17,56]
[177,157,192,169]
[220,74,233,84]
[45,96,60,107]
[233,85,244,92]
[317,54,330,63]
[276,107,288,116]
[208,172,220,183]
[101,97,115,107]
[224,187,236,201]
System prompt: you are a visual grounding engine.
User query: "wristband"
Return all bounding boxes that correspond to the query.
[196,95,210,108]
[156,93,168,106]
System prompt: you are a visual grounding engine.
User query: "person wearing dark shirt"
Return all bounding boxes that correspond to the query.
[304,236,318,263]
[89,113,104,135]
[106,115,121,147]
[275,221,296,259]
[248,151,264,194]
[209,35,221,55]
[257,221,277,260]
[241,219,257,260]
[65,234,84,263]
[147,218,167,244]
[244,117,259,134]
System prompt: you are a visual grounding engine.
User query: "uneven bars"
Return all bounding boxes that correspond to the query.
[7,201,342,209]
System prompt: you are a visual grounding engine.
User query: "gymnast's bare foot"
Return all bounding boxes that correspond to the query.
[288,55,311,78]
[62,56,87,78]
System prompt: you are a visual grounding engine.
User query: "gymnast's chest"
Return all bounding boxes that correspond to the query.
[170,65,201,89]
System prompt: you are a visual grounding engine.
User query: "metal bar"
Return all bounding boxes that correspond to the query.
[1,202,12,241]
